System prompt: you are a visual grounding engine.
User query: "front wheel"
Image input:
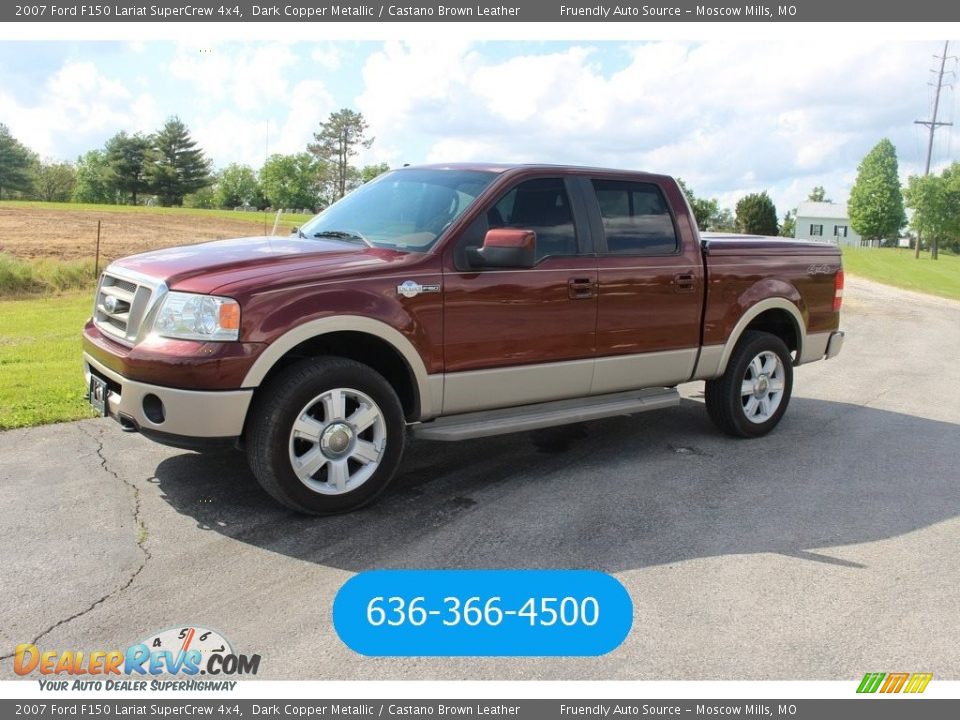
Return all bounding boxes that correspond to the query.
[705,331,793,438]
[245,357,406,515]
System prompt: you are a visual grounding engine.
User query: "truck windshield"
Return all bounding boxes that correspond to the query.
[299,169,496,253]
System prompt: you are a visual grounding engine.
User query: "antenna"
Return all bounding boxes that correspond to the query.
[913,41,956,259]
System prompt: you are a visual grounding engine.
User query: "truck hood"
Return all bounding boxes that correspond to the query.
[108,235,415,294]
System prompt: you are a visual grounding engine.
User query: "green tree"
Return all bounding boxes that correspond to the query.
[214,163,262,208]
[676,178,728,231]
[259,153,324,210]
[105,131,152,204]
[904,163,960,255]
[147,117,212,207]
[848,138,906,248]
[73,150,118,204]
[711,208,736,232]
[33,160,76,202]
[735,191,778,235]
[184,186,216,209]
[308,108,373,201]
[780,210,796,238]
[359,162,390,184]
[0,123,37,198]
[807,186,831,203]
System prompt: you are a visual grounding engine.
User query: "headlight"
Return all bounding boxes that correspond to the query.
[152,292,241,341]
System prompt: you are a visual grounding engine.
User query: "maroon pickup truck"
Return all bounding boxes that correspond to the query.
[83,164,845,514]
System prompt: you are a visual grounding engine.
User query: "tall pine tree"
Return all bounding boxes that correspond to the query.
[105,131,152,205]
[148,117,212,207]
[0,123,37,199]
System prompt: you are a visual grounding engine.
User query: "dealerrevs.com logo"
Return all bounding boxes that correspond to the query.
[14,625,260,691]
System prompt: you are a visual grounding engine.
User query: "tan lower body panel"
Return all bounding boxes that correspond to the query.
[798,331,832,365]
[589,348,698,394]
[441,349,697,416]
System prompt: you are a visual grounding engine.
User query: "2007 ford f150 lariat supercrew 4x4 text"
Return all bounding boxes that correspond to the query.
[83,164,845,514]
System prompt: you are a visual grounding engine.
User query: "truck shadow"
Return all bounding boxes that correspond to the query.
[151,397,960,573]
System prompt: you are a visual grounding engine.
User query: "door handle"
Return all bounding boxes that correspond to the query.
[673,273,696,293]
[567,277,595,299]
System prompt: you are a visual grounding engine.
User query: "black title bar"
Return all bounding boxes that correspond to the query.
[5,0,960,22]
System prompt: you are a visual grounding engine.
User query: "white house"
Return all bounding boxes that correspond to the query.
[794,201,870,247]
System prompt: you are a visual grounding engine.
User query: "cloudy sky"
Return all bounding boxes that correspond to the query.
[0,39,956,213]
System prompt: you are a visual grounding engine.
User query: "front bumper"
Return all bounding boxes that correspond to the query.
[84,352,253,448]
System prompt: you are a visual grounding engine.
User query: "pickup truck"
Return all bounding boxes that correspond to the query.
[82,164,845,514]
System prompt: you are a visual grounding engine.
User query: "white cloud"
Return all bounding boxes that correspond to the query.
[356,39,942,212]
[310,46,342,71]
[188,80,335,169]
[2,60,151,158]
[168,42,298,112]
[275,80,337,154]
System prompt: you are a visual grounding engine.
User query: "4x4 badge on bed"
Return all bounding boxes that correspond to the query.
[397,280,441,298]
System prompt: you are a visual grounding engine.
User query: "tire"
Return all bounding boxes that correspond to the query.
[245,357,406,515]
[705,331,794,438]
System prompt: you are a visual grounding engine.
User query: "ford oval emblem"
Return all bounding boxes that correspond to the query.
[397,280,421,298]
[104,295,118,313]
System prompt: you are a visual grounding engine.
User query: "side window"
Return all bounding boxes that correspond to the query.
[592,180,679,255]
[454,178,579,269]
[499,178,578,260]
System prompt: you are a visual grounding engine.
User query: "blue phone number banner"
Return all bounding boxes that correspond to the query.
[333,569,633,657]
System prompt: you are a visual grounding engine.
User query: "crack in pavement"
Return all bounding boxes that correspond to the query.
[0,423,152,661]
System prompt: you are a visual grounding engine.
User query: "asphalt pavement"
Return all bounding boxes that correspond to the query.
[1,275,958,680]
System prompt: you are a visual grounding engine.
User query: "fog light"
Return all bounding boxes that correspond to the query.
[142,394,165,424]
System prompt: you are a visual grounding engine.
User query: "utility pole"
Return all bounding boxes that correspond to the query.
[914,41,955,259]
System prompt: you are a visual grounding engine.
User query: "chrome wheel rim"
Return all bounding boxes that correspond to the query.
[288,388,386,495]
[741,351,785,424]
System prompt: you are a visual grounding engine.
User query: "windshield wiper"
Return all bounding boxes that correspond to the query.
[311,230,372,247]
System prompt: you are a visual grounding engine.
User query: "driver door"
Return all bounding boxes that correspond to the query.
[441,176,598,415]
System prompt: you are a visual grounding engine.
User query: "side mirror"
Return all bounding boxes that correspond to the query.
[468,228,537,269]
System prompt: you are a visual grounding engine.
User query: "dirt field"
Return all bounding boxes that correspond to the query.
[0,204,308,263]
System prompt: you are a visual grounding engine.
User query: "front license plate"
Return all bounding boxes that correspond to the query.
[88,374,108,417]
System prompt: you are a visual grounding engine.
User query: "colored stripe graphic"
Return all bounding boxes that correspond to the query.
[880,672,909,693]
[904,673,933,694]
[857,673,885,693]
[857,672,932,694]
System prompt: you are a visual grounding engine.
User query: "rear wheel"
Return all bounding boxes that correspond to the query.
[705,331,793,438]
[246,357,406,515]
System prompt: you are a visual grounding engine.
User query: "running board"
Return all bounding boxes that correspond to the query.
[412,388,680,441]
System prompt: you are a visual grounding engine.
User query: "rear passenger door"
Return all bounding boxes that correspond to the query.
[581,176,704,394]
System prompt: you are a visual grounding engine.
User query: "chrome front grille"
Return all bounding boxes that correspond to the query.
[110,277,137,294]
[94,272,157,344]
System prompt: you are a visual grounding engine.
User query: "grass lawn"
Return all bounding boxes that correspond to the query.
[842,247,960,301]
[0,293,96,429]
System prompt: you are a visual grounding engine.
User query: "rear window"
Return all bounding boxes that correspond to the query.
[592,180,679,255]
